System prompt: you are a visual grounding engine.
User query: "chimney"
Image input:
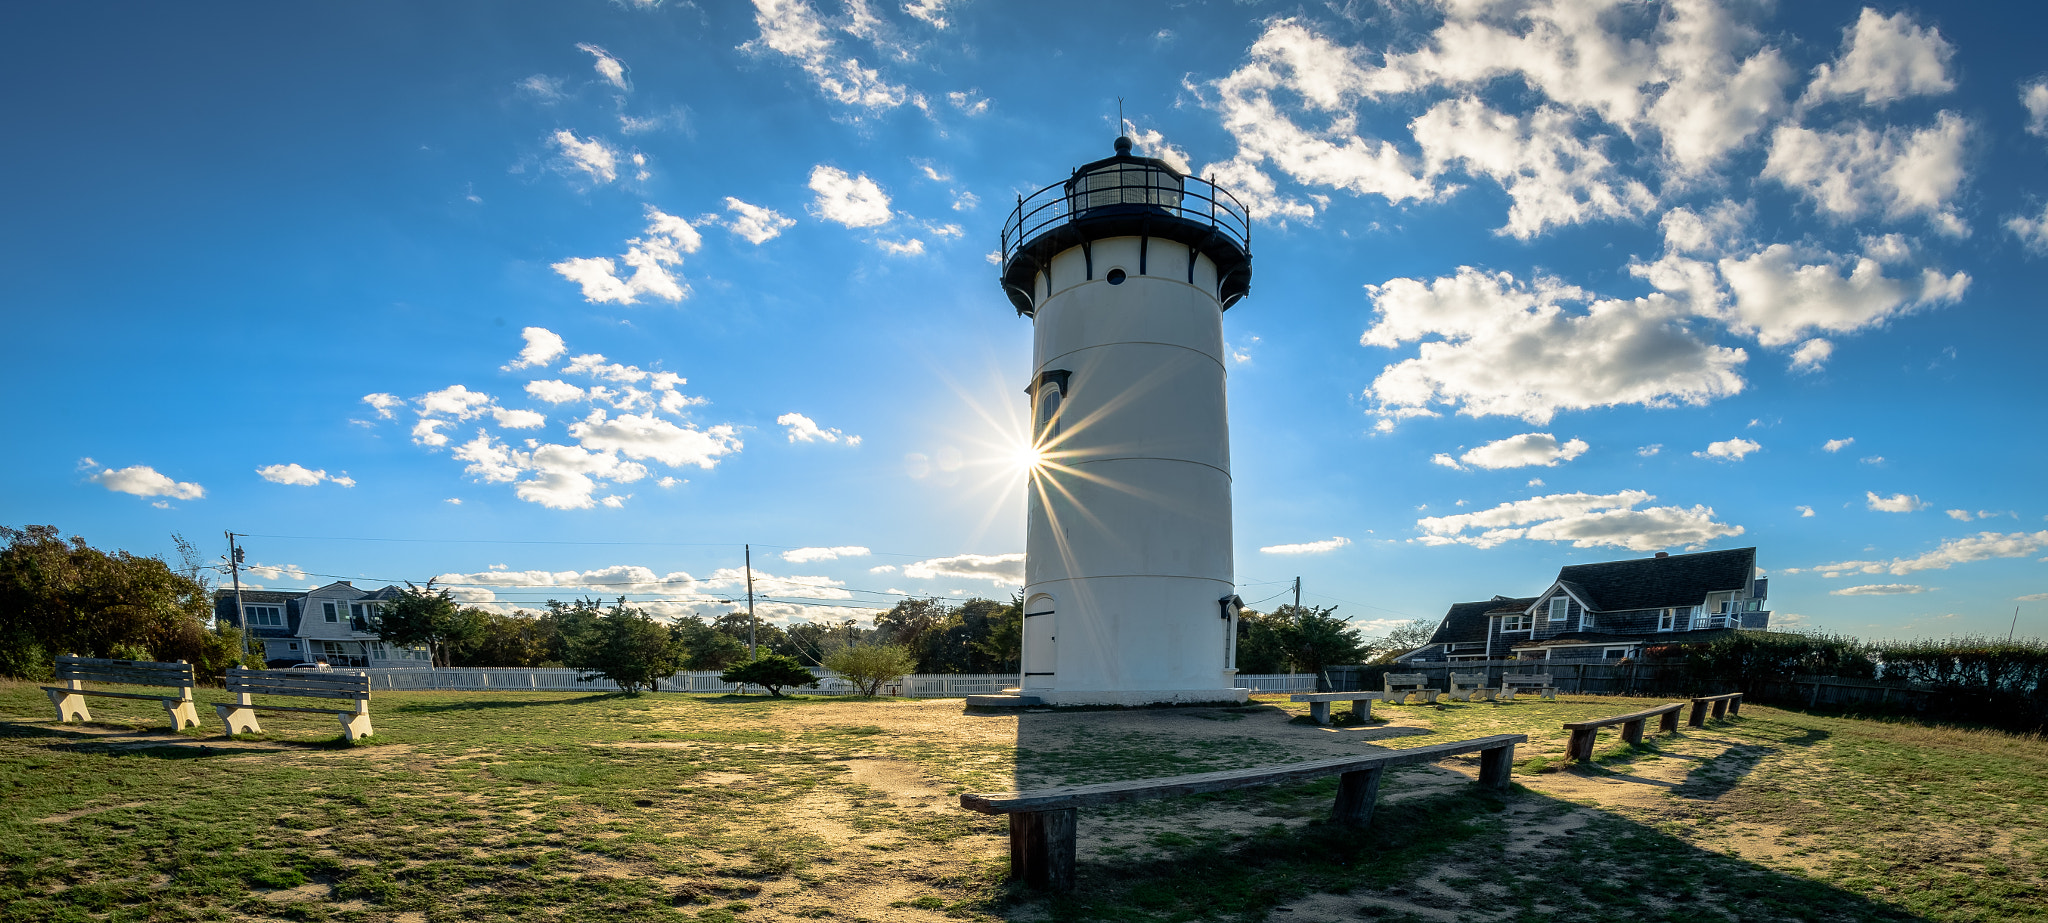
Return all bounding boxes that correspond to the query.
[1654,552,1668,559]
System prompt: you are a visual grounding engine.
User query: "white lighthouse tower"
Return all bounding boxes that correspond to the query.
[998,136,1253,706]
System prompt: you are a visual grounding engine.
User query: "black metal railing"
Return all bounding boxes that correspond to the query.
[1000,164,1252,273]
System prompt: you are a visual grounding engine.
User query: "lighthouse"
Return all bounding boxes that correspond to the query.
[999,136,1253,706]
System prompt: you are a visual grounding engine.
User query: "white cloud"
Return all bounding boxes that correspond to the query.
[2026,79,2048,138]
[1946,509,1974,522]
[1362,267,1746,425]
[412,419,452,447]
[778,412,860,445]
[1788,337,1834,371]
[491,408,547,429]
[1799,9,1955,109]
[1411,97,1654,239]
[1797,505,1816,518]
[1453,433,1589,470]
[1762,113,1969,230]
[256,463,353,487]
[1861,456,1886,465]
[1638,444,1663,457]
[503,327,567,370]
[782,546,870,563]
[1121,124,1192,175]
[362,393,403,419]
[1823,437,1855,453]
[1415,489,1742,552]
[563,353,652,384]
[902,552,1025,586]
[419,384,495,420]
[808,165,892,227]
[577,42,631,92]
[526,380,588,404]
[2010,203,2048,255]
[1815,531,2048,578]
[903,0,953,29]
[2017,592,2048,602]
[947,90,989,116]
[1259,536,1351,555]
[452,432,523,484]
[550,130,621,183]
[1645,1,1793,174]
[87,462,204,501]
[873,237,924,256]
[722,197,796,244]
[1694,437,1761,461]
[1830,584,1928,596]
[744,0,917,112]
[1716,243,1969,346]
[517,74,567,102]
[869,564,897,574]
[1866,491,1927,513]
[553,206,700,304]
[569,409,742,469]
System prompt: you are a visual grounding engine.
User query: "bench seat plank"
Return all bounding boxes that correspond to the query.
[962,733,1527,814]
[41,688,188,703]
[220,668,374,742]
[1561,704,1683,730]
[46,656,201,729]
[1289,692,1383,703]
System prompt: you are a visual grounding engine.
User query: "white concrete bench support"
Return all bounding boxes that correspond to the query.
[41,656,202,729]
[1498,673,1557,702]
[1290,692,1382,725]
[1382,673,1441,705]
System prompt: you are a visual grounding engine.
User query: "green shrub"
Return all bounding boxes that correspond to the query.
[719,654,819,697]
[822,644,917,696]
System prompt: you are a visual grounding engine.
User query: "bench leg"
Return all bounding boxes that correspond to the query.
[1420,691,1441,705]
[1659,709,1680,735]
[1331,766,1385,827]
[1622,718,1645,746]
[163,698,201,730]
[339,712,373,743]
[1310,701,1332,725]
[1728,697,1742,717]
[1351,698,1372,722]
[46,689,91,723]
[1712,699,1728,720]
[215,704,262,737]
[1479,742,1515,789]
[1689,701,1707,727]
[1010,809,1077,891]
[1568,728,1596,762]
[1497,688,1516,702]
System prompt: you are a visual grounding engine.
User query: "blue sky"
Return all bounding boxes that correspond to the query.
[6,0,2047,642]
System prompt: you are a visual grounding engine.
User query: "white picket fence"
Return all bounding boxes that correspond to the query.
[355,668,1316,698]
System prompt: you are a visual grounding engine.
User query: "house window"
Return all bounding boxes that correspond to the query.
[244,605,283,627]
[1658,608,1676,631]
[319,640,348,658]
[1548,597,1569,622]
[286,641,300,651]
[323,602,339,623]
[1579,609,1594,631]
[1604,646,1637,660]
[1501,613,1531,632]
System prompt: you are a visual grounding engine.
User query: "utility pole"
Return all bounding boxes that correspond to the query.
[1293,576,1301,612]
[745,544,758,659]
[225,531,248,658]
[2013,605,2022,643]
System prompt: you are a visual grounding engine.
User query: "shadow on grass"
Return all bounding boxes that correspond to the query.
[389,693,621,713]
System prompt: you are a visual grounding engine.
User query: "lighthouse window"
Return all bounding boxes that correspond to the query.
[1106,269,1126,284]
[1031,370,1071,443]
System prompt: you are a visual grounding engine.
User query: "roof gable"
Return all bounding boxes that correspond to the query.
[1551,547,1755,611]
[1427,595,1537,645]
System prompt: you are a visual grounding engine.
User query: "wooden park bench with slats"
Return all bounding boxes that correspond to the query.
[1498,673,1557,701]
[1383,672,1441,705]
[1289,691,1383,725]
[217,667,374,742]
[1562,703,1684,762]
[43,655,203,729]
[1689,692,1743,726]
[960,733,1525,891]
[1447,672,1494,702]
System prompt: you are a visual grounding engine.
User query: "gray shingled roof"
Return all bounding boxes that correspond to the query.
[1551,547,1755,611]
[1425,596,1538,645]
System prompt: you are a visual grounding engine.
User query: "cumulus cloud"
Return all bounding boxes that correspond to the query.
[1762,113,1969,231]
[1362,267,1746,425]
[722,197,796,244]
[577,42,631,92]
[526,380,588,404]
[1411,97,1654,238]
[902,552,1025,586]
[1788,338,1834,371]
[1798,9,1955,109]
[1815,531,2048,578]
[1830,584,1928,596]
[419,385,495,420]
[1824,438,1855,453]
[85,461,205,501]
[781,546,870,563]
[1259,536,1351,555]
[903,0,954,29]
[2010,204,2048,254]
[551,130,621,183]
[1694,437,1761,461]
[362,393,403,419]
[553,206,701,304]
[257,463,354,488]
[1866,492,1927,513]
[2026,79,2048,138]
[1442,433,1590,470]
[570,410,741,470]
[2018,592,2048,602]
[1716,243,1969,347]
[492,408,547,429]
[503,327,567,370]
[778,412,860,446]
[1797,505,1816,518]
[1416,489,1742,552]
[807,165,892,227]
[744,0,917,112]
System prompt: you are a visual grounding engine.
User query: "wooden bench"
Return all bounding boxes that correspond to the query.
[1383,673,1441,705]
[1290,691,1383,725]
[216,668,374,742]
[963,734,1524,890]
[42,655,202,729]
[1562,703,1684,762]
[1498,673,1557,701]
[1689,692,1743,726]
[1447,672,1493,702]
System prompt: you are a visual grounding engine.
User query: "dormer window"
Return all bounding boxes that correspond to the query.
[323,602,339,623]
[244,605,283,628]
[1501,613,1531,632]
[1548,597,1569,622]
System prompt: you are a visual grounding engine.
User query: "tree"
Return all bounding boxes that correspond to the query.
[1234,605,1367,675]
[0,525,230,681]
[565,599,686,693]
[720,654,819,697]
[448,609,557,667]
[376,582,477,667]
[874,597,949,652]
[673,616,748,670]
[1364,620,1439,665]
[823,644,918,696]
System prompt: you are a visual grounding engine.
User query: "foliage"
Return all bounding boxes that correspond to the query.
[673,616,749,670]
[899,596,1021,674]
[562,598,687,693]
[375,582,478,668]
[1235,605,1366,676]
[719,653,819,696]
[1868,635,2048,733]
[1365,619,1440,664]
[447,609,557,668]
[0,525,234,681]
[822,643,918,696]
[1684,630,1875,693]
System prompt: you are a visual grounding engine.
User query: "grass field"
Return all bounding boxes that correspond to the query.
[1,680,2041,923]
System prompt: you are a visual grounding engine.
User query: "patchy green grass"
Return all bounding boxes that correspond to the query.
[2,682,2042,922]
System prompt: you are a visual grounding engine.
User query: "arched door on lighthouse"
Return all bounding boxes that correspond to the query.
[1022,594,1056,689]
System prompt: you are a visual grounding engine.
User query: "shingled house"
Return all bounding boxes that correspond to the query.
[1399,547,1770,663]
[214,581,431,668]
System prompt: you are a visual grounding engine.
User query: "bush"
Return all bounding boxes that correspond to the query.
[1684,630,1873,693]
[720,654,819,697]
[823,644,917,696]
[564,600,686,693]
